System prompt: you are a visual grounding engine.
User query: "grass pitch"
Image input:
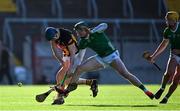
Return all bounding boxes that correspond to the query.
[0,85,180,111]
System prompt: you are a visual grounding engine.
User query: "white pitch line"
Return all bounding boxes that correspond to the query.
[0,110,180,111]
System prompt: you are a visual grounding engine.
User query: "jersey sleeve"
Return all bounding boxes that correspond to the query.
[60,28,76,45]
[91,23,108,33]
[163,27,169,39]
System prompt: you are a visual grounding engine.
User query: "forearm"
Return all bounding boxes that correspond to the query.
[68,43,77,69]
[152,40,168,59]
[76,49,86,63]
[70,54,75,66]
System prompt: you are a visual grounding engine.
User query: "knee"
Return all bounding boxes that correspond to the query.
[120,70,132,79]
[116,66,126,74]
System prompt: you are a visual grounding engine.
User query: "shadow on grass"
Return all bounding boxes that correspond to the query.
[66,104,158,108]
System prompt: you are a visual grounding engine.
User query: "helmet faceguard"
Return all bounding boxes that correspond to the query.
[73,21,89,31]
[45,27,59,41]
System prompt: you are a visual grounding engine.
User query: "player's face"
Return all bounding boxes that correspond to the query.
[166,19,177,28]
[51,32,60,41]
[75,28,88,38]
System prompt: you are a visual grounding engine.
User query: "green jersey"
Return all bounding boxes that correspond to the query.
[163,23,180,50]
[78,32,116,57]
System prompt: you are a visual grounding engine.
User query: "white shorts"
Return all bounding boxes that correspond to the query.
[171,54,180,65]
[96,50,120,67]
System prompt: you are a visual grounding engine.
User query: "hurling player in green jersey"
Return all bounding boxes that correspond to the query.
[60,21,154,100]
[148,11,180,104]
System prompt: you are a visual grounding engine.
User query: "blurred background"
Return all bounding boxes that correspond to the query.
[0,0,179,85]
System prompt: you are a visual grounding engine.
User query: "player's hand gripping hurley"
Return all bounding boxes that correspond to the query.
[142,51,161,71]
[35,73,67,102]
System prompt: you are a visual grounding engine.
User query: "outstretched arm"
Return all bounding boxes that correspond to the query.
[149,39,169,63]
[91,23,108,33]
[50,41,64,64]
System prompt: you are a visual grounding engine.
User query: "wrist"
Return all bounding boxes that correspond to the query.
[151,54,157,59]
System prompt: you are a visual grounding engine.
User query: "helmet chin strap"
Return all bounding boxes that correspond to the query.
[85,28,91,39]
[84,34,90,39]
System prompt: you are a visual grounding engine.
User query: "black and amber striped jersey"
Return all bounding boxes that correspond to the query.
[55,28,78,56]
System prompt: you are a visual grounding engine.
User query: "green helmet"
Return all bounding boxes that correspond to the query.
[74,21,89,30]
[45,27,58,41]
